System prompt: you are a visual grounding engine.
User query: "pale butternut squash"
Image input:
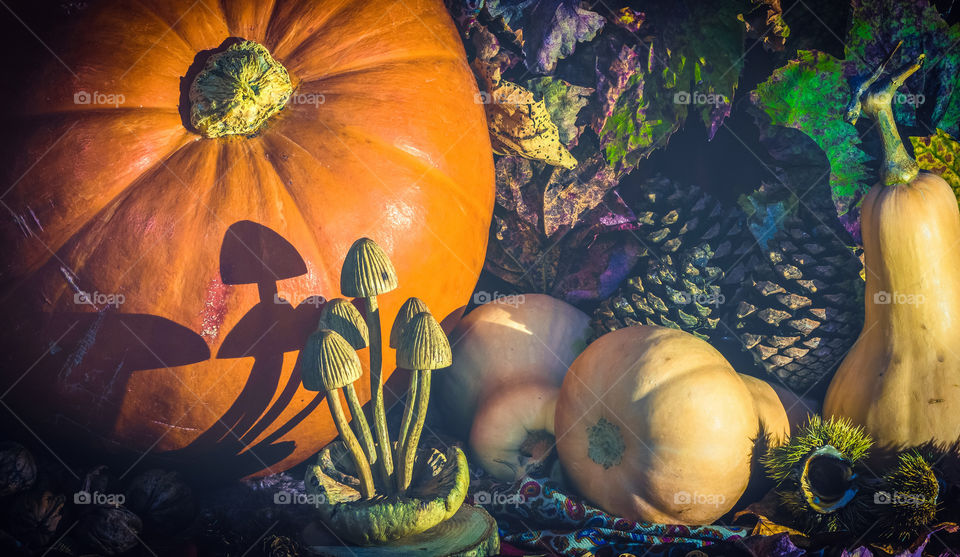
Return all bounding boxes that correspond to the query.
[824,50,960,448]
[555,325,756,524]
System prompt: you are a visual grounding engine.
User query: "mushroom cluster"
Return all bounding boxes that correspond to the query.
[301,238,466,545]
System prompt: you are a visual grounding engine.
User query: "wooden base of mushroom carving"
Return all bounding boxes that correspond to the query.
[304,441,497,554]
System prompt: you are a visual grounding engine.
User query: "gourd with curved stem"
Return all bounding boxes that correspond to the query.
[301,330,375,499]
[396,312,452,492]
[319,299,376,473]
[824,46,960,448]
[341,238,399,489]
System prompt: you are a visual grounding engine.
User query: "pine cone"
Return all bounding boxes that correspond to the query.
[592,176,754,341]
[724,213,863,392]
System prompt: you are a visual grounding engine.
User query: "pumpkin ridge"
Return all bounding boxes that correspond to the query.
[334,124,492,222]
[219,0,277,42]
[256,131,338,286]
[13,130,198,282]
[16,107,181,119]
[36,140,218,307]
[280,14,428,77]
[263,0,356,62]
[131,0,199,54]
[291,53,464,85]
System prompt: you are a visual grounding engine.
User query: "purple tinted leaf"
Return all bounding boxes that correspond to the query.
[523,0,605,74]
[484,0,535,28]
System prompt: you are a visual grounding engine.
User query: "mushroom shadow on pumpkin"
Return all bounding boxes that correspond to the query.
[160,221,326,481]
[32,312,211,438]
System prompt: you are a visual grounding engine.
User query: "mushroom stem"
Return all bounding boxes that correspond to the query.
[394,371,419,491]
[399,369,431,492]
[343,384,377,470]
[363,295,394,489]
[326,388,375,499]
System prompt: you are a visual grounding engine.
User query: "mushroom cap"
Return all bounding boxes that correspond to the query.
[301,329,363,391]
[389,297,429,349]
[397,312,451,370]
[320,299,369,350]
[340,238,398,298]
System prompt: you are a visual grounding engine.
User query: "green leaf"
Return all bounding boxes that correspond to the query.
[844,0,960,136]
[526,76,594,145]
[652,0,747,137]
[600,66,686,169]
[751,50,872,218]
[910,129,960,206]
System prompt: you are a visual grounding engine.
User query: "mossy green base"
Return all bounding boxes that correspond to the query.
[302,504,499,556]
[305,442,469,546]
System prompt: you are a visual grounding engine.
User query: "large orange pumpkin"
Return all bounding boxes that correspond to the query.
[0,0,493,479]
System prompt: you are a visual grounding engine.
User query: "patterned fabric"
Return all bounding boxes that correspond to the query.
[468,473,748,556]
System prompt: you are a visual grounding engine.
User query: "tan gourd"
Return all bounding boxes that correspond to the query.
[824,49,960,447]
[555,325,756,524]
[435,294,592,438]
[739,374,791,446]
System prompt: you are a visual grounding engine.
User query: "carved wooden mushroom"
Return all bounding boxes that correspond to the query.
[301,329,375,499]
[390,297,429,475]
[318,299,376,476]
[396,311,452,492]
[341,238,399,488]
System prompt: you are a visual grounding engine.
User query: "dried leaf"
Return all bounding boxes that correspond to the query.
[526,76,593,145]
[485,189,643,304]
[542,152,618,236]
[484,0,535,29]
[738,0,790,51]
[522,0,604,74]
[494,156,540,226]
[910,129,960,205]
[484,80,578,168]
[610,7,645,34]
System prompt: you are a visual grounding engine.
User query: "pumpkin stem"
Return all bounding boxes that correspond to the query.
[189,40,292,138]
[846,46,924,186]
[586,417,625,470]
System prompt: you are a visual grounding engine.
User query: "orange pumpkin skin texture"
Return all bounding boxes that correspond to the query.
[555,326,756,524]
[0,0,493,478]
[824,172,960,447]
